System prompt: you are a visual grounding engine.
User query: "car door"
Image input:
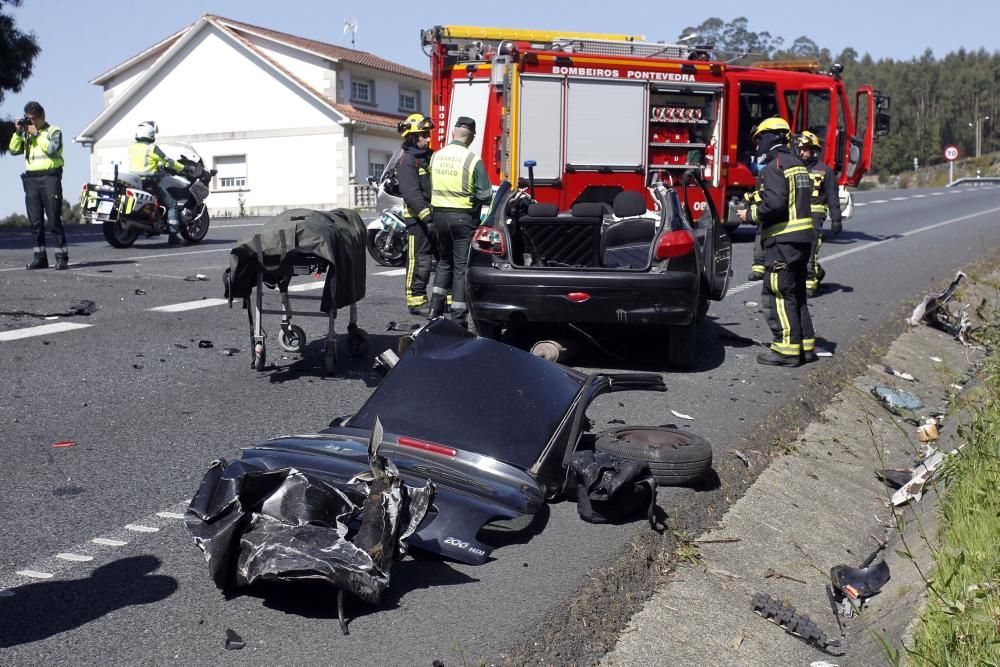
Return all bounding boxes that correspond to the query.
[680,172,732,301]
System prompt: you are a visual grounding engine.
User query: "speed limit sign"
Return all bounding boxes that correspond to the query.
[944,144,960,161]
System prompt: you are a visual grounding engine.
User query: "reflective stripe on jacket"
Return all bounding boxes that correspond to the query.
[806,158,843,222]
[430,142,480,209]
[8,124,64,172]
[128,141,183,176]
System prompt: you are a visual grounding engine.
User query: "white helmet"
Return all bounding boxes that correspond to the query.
[135,121,158,142]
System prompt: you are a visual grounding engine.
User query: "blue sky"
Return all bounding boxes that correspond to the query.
[1,0,996,218]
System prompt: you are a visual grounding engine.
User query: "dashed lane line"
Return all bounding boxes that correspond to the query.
[890,196,908,201]
[374,268,407,276]
[868,199,888,204]
[125,524,160,533]
[147,298,229,312]
[15,570,53,579]
[55,553,94,562]
[0,322,93,343]
[91,538,128,547]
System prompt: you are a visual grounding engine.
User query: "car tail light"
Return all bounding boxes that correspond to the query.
[566,292,591,302]
[397,436,457,457]
[472,225,505,255]
[654,230,695,259]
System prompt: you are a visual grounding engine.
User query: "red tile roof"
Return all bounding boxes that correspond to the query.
[210,15,429,81]
[332,103,406,129]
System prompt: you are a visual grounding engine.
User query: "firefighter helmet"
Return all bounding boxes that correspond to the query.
[796,130,821,150]
[751,116,791,140]
[135,121,158,142]
[398,113,434,137]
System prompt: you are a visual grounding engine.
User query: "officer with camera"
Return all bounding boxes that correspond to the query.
[8,101,68,270]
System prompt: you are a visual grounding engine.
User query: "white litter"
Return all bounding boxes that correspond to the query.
[745,301,759,307]
[886,367,916,382]
[44,316,59,320]
[670,410,694,420]
[950,384,963,390]
[930,356,943,363]
[891,449,948,506]
[816,351,834,357]
[811,661,841,667]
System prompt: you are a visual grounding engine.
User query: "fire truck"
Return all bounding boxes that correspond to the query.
[421,25,890,228]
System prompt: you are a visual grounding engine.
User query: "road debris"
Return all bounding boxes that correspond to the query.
[670,409,694,421]
[929,356,943,363]
[764,567,808,584]
[890,448,949,506]
[875,468,914,489]
[830,560,890,600]
[731,450,751,468]
[816,350,833,357]
[134,289,147,296]
[906,270,965,326]
[751,592,840,652]
[197,340,213,349]
[224,629,245,650]
[184,274,210,282]
[0,300,98,319]
[568,451,657,527]
[744,301,759,307]
[870,385,924,420]
[884,366,916,382]
[51,440,77,448]
[917,419,939,442]
[221,347,240,356]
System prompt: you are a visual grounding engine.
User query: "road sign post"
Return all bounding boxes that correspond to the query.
[944,144,960,185]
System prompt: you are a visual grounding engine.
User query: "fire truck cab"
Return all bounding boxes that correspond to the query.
[422,25,890,229]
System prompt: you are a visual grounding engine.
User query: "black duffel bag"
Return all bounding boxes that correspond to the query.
[568,450,658,527]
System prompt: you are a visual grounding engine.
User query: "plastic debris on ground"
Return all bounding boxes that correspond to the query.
[224,629,245,650]
[184,274,210,282]
[185,417,434,633]
[875,468,914,489]
[906,271,965,326]
[830,560,890,600]
[917,419,939,443]
[221,348,240,356]
[134,289,146,296]
[816,350,833,357]
[750,592,841,652]
[670,410,694,421]
[870,384,924,421]
[884,366,916,382]
[929,356,943,363]
[51,440,77,448]
[889,448,956,506]
[197,340,213,349]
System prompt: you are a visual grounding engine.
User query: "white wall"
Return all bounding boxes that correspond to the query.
[103,56,158,108]
[244,35,336,98]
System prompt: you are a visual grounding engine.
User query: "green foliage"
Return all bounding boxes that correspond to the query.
[908,357,1000,665]
[0,211,28,226]
[677,18,1000,176]
[1,199,81,226]
[1,0,41,155]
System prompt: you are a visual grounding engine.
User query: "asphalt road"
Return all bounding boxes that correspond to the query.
[0,185,998,664]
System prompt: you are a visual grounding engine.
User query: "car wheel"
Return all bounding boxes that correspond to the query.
[594,425,712,486]
[667,321,697,370]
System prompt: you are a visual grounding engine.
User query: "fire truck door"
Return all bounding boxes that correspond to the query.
[789,87,834,151]
[845,86,878,186]
[448,78,490,157]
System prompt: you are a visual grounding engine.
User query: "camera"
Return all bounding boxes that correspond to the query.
[16,116,32,130]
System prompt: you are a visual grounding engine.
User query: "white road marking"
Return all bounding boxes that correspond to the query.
[868,199,888,204]
[931,192,945,196]
[16,570,53,579]
[125,247,231,262]
[288,280,326,292]
[91,538,128,546]
[891,197,908,201]
[56,553,94,562]
[854,202,867,207]
[156,511,186,519]
[125,524,159,533]
[912,194,928,198]
[824,205,1000,264]
[147,298,228,312]
[374,268,406,276]
[0,322,93,343]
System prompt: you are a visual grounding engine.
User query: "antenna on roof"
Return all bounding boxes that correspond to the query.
[343,17,358,48]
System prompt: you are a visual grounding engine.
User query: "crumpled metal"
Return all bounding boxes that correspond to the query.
[185,418,433,605]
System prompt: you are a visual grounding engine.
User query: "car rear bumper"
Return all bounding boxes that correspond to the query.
[467,266,698,326]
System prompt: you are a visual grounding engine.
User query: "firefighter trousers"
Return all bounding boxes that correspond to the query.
[761,239,815,358]
[805,215,826,291]
[404,217,435,308]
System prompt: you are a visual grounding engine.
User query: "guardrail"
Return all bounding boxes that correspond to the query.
[948,177,1000,187]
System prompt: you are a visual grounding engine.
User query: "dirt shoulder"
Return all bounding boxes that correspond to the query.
[497,250,1000,666]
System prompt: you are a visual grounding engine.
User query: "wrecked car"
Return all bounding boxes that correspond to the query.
[464,172,732,368]
[193,318,668,566]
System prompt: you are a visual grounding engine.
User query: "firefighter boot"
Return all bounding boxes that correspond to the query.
[757,348,802,367]
[26,252,49,270]
[54,253,69,271]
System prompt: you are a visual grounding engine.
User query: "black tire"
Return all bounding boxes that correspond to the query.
[181,209,210,243]
[594,425,712,485]
[103,220,139,248]
[366,229,406,267]
[473,319,502,341]
[667,321,697,370]
[278,325,306,353]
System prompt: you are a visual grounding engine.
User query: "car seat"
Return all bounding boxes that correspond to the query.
[601,192,657,269]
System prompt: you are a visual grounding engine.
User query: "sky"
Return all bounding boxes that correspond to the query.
[1,0,997,218]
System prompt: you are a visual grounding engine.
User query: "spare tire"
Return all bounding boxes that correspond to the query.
[594,425,712,486]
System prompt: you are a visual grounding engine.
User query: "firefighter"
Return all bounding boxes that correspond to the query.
[9,101,68,270]
[396,113,437,316]
[129,121,186,245]
[737,117,816,366]
[427,116,492,328]
[796,131,843,296]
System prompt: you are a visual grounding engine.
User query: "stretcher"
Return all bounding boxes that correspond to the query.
[225,209,369,374]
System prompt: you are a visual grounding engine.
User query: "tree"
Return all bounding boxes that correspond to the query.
[0,0,41,154]
[676,16,782,62]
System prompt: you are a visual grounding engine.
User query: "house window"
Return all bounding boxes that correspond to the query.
[399,89,419,113]
[351,79,374,104]
[368,150,391,181]
[214,155,247,190]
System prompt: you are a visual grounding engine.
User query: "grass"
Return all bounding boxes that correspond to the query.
[906,356,1000,666]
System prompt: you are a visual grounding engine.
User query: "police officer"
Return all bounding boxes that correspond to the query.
[9,101,68,270]
[737,117,816,366]
[796,131,843,296]
[396,113,436,316]
[427,117,491,328]
[129,121,186,245]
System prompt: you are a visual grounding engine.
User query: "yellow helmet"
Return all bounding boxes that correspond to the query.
[752,116,791,140]
[397,113,434,137]
[796,130,821,150]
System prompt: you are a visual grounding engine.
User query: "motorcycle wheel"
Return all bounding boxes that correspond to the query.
[366,228,406,267]
[103,220,139,248]
[180,210,210,244]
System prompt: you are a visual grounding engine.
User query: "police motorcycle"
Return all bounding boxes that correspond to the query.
[82,143,216,248]
[365,149,408,267]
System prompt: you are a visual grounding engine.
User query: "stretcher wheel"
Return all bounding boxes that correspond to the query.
[279,325,306,353]
[254,342,267,371]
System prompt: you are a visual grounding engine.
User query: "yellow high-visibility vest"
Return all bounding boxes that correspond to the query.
[430,142,480,209]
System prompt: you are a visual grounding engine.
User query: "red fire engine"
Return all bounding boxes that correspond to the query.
[421,25,890,228]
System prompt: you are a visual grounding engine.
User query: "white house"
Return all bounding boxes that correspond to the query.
[75,14,430,216]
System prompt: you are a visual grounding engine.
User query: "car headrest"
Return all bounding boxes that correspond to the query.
[526,202,559,217]
[612,191,647,218]
[570,202,609,218]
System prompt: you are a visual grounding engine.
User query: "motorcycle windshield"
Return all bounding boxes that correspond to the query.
[158,142,203,165]
[380,149,403,182]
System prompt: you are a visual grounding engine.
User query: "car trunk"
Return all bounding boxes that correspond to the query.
[506,212,659,272]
